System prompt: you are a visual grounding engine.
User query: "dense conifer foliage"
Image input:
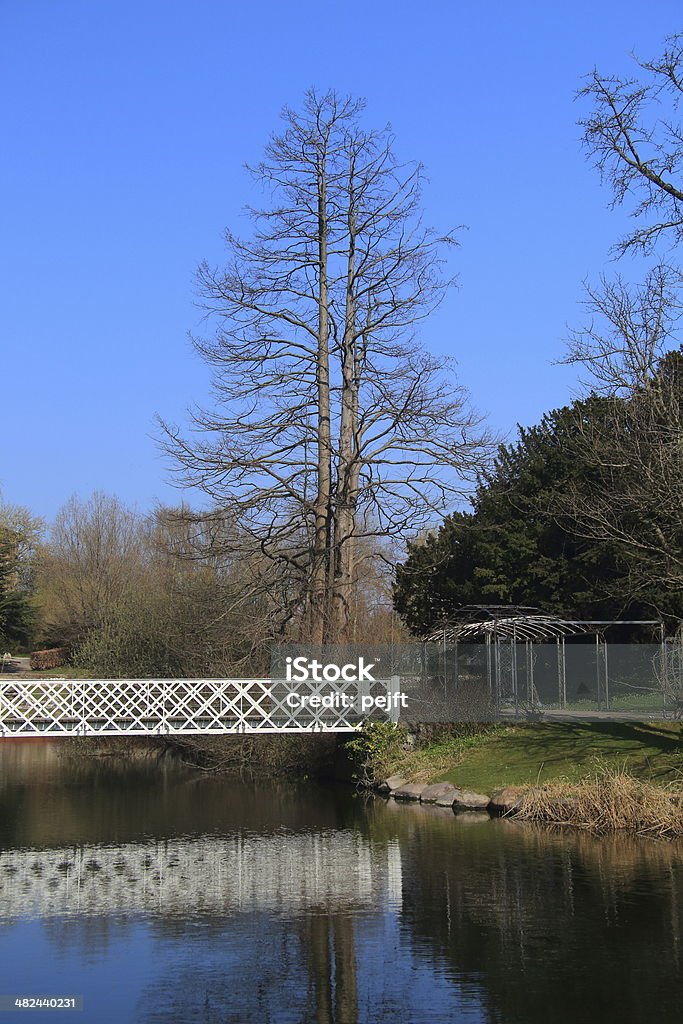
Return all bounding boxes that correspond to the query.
[394,367,683,634]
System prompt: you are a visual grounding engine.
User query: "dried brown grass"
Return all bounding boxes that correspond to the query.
[514,767,683,840]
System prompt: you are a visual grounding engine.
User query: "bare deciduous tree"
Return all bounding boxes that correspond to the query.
[579,32,683,257]
[38,492,147,650]
[564,265,682,393]
[161,90,491,643]
[558,33,683,613]
[37,494,281,675]
[559,276,683,605]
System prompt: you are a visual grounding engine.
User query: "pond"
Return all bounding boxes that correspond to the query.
[0,740,681,1023]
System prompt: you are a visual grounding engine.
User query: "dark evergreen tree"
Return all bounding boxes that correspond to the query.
[0,529,35,650]
[394,392,683,635]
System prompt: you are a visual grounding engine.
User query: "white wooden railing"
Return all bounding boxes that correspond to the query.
[0,676,400,735]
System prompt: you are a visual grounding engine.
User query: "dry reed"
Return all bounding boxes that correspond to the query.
[514,768,683,840]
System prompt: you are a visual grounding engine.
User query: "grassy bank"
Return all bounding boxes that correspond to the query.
[347,721,683,839]
[439,721,683,791]
[348,721,683,790]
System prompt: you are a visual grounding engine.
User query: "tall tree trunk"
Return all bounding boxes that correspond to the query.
[310,140,331,644]
[330,176,357,642]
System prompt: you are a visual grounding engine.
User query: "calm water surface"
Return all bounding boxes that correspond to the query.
[0,741,681,1024]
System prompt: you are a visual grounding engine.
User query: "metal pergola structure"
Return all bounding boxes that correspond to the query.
[423,605,667,715]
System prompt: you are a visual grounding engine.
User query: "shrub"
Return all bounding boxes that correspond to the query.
[345,721,407,787]
[30,647,66,671]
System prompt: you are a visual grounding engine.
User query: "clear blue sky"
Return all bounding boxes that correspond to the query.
[1,1,680,521]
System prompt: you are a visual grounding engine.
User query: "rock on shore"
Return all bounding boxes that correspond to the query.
[377,775,407,794]
[393,783,427,801]
[488,786,526,815]
[378,773,530,818]
[451,789,491,811]
[380,776,496,813]
[420,782,457,804]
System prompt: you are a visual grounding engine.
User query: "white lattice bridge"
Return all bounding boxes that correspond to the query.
[0,676,401,736]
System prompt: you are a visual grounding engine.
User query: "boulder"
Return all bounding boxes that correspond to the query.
[392,783,427,801]
[488,786,526,815]
[420,782,456,804]
[451,789,491,812]
[377,775,407,794]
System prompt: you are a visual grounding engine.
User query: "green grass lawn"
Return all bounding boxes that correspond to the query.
[431,722,683,793]
[536,692,669,713]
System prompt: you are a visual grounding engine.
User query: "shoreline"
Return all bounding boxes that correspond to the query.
[7,726,683,842]
[373,772,683,841]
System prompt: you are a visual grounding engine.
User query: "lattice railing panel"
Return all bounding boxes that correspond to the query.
[0,677,396,735]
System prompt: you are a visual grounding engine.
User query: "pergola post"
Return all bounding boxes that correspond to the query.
[660,622,667,717]
[486,633,493,704]
[595,633,602,711]
[512,624,518,709]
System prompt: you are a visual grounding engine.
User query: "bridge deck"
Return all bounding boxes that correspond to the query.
[0,677,398,735]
